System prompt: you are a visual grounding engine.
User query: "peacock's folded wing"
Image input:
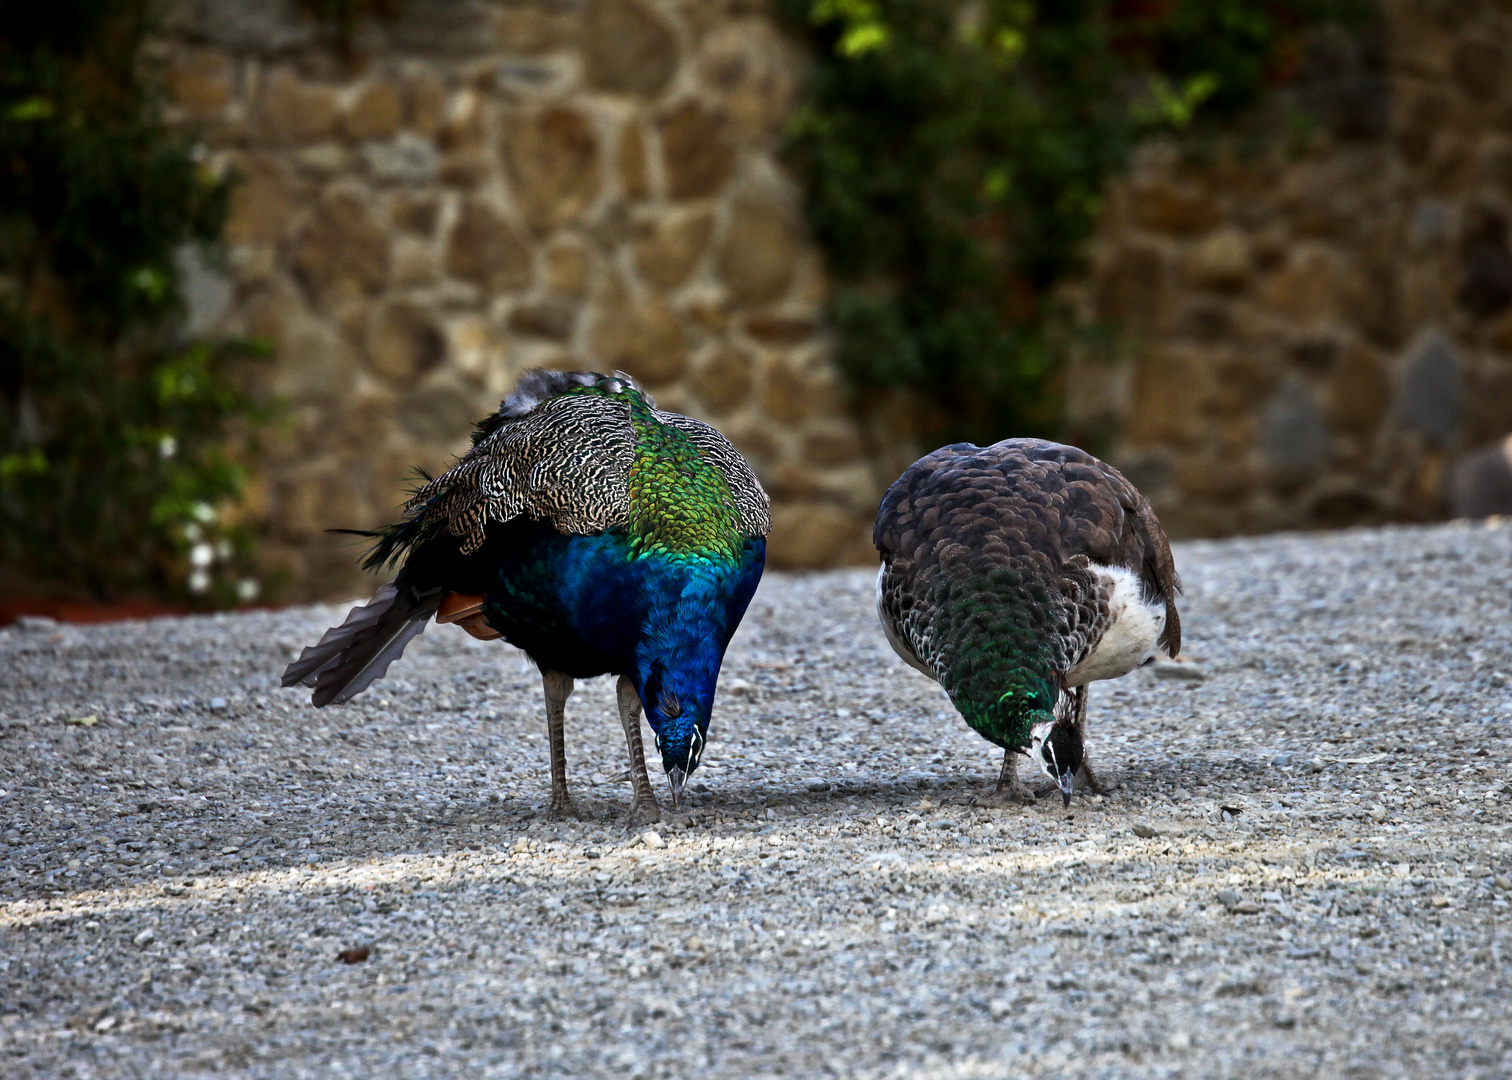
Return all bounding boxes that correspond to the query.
[405,390,637,556]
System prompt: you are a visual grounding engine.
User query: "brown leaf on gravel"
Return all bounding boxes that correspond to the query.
[337,947,370,964]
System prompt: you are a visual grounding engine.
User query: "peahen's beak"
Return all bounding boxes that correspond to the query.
[1058,769,1075,808]
[667,766,687,809]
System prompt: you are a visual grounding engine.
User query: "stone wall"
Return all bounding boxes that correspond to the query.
[164,0,1512,600]
[1070,0,1512,536]
[161,0,893,601]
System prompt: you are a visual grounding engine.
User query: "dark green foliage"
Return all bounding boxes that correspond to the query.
[777,0,1367,444]
[0,0,268,603]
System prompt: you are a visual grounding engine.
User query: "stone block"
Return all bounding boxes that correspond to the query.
[362,133,441,185]
[1125,346,1212,447]
[508,299,578,341]
[699,20,797,141]
[543,241,591,297]
[390,235,442,288]
[391,193,440,236]
[803,423,864,467]
[1397,332,1464,445]
[744,315,817,344]
[407,74,447,139]
[585,0,679,98]
[1185,227,1251,290]
[689,345,754,414]
[168,49,233,120]
[498,2,580,53]
[224,157,292,246]
[1447,436,1512,518]
[762,356,816,423]
[399,383,486,444]
[1260,246,1337,325]
[1131,182,1220,235]
[390,0,498,56]
[1261,376,1331,484]
[445,200,533,292]
[345,82,403,142]
[291,190,389,303]
[618,120,651,200]
[1325,344,1390,436]
[766,501,870,569]
[591,288,686,385]
[261,68,340,145]
[368,302,448,384]
[635,208,714,288]
[718,196,800,304]
[1454,41,1502,102]
[504,107,603,231]
[1094,244,1167,329]
[659,102,735,201]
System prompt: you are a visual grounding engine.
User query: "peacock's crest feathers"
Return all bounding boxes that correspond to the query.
[376,369,769,565]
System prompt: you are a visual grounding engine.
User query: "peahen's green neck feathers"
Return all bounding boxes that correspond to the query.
[583,383,742,563]
[932,570,1059,749]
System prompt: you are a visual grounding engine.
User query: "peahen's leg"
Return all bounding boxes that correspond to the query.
[541,669,578,820]
[973,749,1034,807]
[616,675,661,826]
[1070,685,1108,794]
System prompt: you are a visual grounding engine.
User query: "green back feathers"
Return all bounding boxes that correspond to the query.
[621,389,743,563]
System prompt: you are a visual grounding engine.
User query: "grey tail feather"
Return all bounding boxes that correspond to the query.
[280,582,445,707]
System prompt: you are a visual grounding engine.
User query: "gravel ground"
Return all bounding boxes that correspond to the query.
[1,520,1511,1079]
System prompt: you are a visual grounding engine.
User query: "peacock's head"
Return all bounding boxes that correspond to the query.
[642,661,708,808]
[1029,720,1083,807]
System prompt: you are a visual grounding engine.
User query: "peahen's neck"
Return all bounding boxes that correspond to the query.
[932,580,1061,749]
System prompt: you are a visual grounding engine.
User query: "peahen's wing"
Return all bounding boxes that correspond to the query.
[406,390,636,555]
[998,439,1181,657]
[658,412,772,539]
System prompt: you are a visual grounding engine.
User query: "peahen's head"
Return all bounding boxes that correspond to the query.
[1029,720,1083,807]
[641,661,710,808]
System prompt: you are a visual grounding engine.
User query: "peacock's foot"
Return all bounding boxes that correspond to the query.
[547,794,583,822]
[1077,760,1110,795]
[625,798,662,827]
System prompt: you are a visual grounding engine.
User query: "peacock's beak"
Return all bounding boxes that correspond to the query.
[667,766,687,808]
[1058,769,1075,808]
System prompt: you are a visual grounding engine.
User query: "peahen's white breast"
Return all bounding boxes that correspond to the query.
[1065,563,1168,686]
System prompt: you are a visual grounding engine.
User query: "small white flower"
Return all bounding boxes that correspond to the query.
[189,543,214,568]
[187,569,211,595]
[236,578,261,602]
[215,539,233,561]
[182,522,202,543]
[192,502,216,524]
[158,435,177,459]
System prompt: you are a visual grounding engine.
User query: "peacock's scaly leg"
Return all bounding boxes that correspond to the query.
[616,675,661,826]
[973,749,1035,807]
[541,669,579,820]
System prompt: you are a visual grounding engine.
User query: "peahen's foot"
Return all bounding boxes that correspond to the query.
[971,786,1036,808]
[547,793,583,822]
[626,798,662,827]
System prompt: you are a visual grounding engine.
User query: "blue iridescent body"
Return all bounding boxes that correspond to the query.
[479,520,766,766]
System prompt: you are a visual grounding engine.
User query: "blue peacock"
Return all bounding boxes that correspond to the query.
[282,370,770,822]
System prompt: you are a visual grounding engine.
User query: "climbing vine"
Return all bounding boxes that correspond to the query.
[777,0,1368,444]
[0,1,268,604]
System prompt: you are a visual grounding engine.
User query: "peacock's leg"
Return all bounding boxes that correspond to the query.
[1070,685,1108,795]
[616,675,661,826]
[973,749,1034,807]
[541,669,579,820]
